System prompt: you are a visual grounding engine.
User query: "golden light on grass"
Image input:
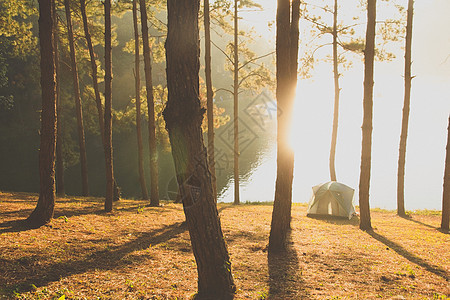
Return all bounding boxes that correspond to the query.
[1,192,448,299]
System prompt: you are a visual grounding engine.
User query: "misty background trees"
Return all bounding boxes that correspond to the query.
[0,0,448,226]
[0,0,274,202]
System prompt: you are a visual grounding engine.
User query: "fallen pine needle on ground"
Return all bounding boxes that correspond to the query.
[0,192,448,299]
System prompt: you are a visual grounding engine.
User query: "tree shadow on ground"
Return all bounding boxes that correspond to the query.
[367,230,449,281]
[307,215,360,227]
[0,192,39,202]
[0,199,183,233]
[0,205,106,234]
[1,221,189,295]
[217,204,236,214]
[399,215,445,232]
[267,233,309,299]
[0,209,34,217]
[217,202,273,215]
[0,219,32,233]
[224,229,267,244]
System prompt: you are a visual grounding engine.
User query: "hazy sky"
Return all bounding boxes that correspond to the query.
[220,0,450,210]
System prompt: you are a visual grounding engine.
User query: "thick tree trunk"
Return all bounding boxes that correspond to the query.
[233,0,240,205]
[269,0,299,252]
[359,0,376,231]
[163,0,235,296]
[133,0,149,200]
[64,0,89,197]
[139,0,159,206]
[397,0,414,217]
[441,115,450,231]
[204,0,217,202]
[104,0,114,212]
[27,0,57,228]
[54,3,65,197]
[329,0,339,182]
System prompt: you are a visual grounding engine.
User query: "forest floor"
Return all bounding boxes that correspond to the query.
[0,191,449,300]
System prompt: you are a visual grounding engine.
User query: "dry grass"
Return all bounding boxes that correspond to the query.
[0,191,449,299]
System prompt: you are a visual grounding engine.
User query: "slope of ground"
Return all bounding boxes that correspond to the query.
[0,192,448,299]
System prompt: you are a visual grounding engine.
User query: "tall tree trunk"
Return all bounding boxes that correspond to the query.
[133,0,149,200]
[80,0,104,143]
[268,0,300,252]
[64,0,89,197]
[80,0,120,202]
[359,0,376,231]
[204,0,217,202]
[104,0,114,212]
[397,0,414,217]
[233,0,240,205]
[163,0,235,296]
[139,0,159,206]
[329,0,339,182]
[290,0,300,83]
[27,0,57,227]
[54,2,65,197]
[441,115,450,232]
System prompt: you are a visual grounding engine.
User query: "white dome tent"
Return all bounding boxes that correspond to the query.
[307,181,356,219]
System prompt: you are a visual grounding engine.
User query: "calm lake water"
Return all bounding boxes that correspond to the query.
[218,73,448,211]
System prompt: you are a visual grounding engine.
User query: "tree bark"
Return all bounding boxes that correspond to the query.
[139,0,159,206]
[204,0,217,202]
[290,0,300,83]
[329,0,339,182]
[80,0,105,143]
[441,115,450,231]
[163,0,235,296]
[27,0,57,228]
[64,0,89,197]
[359,0,376,231]
[54,2,65,197]
[269,0,299,252]
[233,0,240,205]
[397,0,414,217]
[104,0,114,212]
[133,0,149,200]
[80,0,120,202]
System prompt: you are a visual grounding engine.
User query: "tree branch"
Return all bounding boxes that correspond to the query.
[214,88,234,95]
[238,51,275,71]
[238,71,268,88]
[211,39,234,65]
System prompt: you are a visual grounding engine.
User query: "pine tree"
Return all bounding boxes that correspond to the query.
[64,0,89,196]
[54,1,65,197]
[204,0,217,202]
[27,0,57,228]
[163,0,236,296]
[80,0,120,203]
[139,0,159,206]
[104,0,114,212]
[441,115,450,232]
[359,0,377,231]
[133,0,149,200]
[329,0,339,182]
[268,0,300,252]
[397,0,414,217]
